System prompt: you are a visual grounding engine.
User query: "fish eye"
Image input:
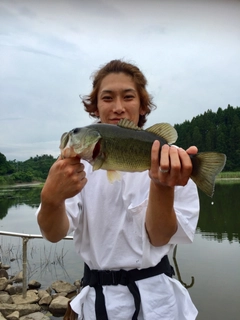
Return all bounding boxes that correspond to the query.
[72,128,80,134]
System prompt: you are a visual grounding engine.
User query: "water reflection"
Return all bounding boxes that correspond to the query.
[172,245,195,289]
[0,185,41,218]
[1,182,240,242]
[198,182,240,242]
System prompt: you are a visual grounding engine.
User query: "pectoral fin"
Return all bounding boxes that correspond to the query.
[107,170,122,183]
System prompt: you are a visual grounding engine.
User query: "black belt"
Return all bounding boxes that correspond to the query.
[82,255,174,320]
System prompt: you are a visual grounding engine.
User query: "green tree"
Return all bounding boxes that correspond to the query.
[0,152,14,174]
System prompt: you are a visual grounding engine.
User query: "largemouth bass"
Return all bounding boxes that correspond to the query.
[60,119,226,197]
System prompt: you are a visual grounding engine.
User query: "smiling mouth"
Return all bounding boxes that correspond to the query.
[109,119,122,123]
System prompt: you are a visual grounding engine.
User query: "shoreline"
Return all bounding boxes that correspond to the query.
[0,182,43,189]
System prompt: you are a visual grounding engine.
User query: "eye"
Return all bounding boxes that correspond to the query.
[124,95,134,100]
[102,95,112,101]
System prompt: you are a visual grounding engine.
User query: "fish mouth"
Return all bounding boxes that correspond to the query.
[60,127,102,160]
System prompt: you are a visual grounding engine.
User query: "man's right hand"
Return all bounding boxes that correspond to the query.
[41,156,87,205]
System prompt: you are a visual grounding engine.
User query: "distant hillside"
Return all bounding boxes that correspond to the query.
[174,104,240,171]
[0,154,56,185]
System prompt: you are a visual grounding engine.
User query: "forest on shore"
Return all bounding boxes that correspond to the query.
[0,104,239,185]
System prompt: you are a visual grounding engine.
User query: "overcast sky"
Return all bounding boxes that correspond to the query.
[1,0,240,161]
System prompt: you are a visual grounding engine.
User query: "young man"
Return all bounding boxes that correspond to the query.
[37,60,199,319]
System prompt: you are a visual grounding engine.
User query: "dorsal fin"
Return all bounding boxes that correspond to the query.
[146,123,178,144]
[117,119,142,131]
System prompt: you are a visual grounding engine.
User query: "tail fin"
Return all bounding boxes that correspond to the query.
[190,152,227,197]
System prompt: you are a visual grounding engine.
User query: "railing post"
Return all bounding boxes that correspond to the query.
[22,237,29,298]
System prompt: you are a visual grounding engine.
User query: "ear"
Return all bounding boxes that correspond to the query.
[94,109,99,117]
[139,108,146,116]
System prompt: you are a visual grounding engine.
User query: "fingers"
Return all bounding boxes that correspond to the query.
[44,156,87,202]
[178,148,193,184]
[186,146,198,155]
[160,144,171,172]
[150,141,193,187]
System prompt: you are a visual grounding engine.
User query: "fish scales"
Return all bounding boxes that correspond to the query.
[93,124,167,172]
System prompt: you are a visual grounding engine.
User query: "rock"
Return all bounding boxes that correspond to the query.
[0,276,80,319]
[49,296,69,316]
[11,290,39,305]
[0,278,8,291]
[39,295,52,306]
[0,292,13,304]
[13,272,23,284]
[45,287,51,295]
[38,291,52,306]
[19,312,50,320]
[37,290,47,299]
[0,312,7,320]
[5,285,17,295]
[0,264,10,271]
[0,304,41,318]
[0,273,25,291]
[0,270,9,279]
[58,291,68,297]
[51,280,77,294]
[14,287,23,295]
[74,279,81,290]
[28,281,41,290]
[6,311,19,320]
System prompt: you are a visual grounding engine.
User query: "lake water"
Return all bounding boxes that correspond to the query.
[0,183,240,320]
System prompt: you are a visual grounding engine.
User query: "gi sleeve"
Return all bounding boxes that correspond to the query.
[169,179,200,244]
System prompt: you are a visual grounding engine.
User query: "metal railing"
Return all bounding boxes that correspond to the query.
[0,231,73,298]
[0,231,195,298]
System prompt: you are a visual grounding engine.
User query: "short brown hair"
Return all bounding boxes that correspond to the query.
[81,59,156,127]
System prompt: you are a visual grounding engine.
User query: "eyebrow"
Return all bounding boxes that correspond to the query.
[100,88,137,94]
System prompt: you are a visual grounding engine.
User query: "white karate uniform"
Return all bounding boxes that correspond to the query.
[63,161,199,320]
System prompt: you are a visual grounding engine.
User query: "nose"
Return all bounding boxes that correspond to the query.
[113,97,125,113]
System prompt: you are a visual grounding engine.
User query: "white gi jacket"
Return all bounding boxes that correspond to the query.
[63,161,199,320]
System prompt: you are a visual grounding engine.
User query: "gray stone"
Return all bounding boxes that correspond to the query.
[45,287,51,295]
[38,291,52,306]
[0,264,10,271]
[28,281,41,290]
[37,290,47,299]
[49,296,69,316]
[58,291,68,297]
[20,312,50,320]
[0,278,8,291]
[0,270,9,279]
[0,304,41,318]
[0,292,13,304]
[51,280,77,294]
[11,291,39,305]
[5,285,17,295]
[6,311,19,320]
[0,311,7,320]
[13,272,23,284]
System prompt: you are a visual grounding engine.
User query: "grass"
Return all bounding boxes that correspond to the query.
[216,171,240,184]
[216,171,240,179]
[0,238,69,281]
